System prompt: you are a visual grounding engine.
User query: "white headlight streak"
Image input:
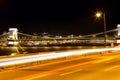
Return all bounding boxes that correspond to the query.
[0,47,120,67]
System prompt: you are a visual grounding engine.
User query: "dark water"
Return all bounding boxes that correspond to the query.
[0,46,105,55]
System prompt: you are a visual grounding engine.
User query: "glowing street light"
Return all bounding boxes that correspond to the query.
[96,12,102,18]
[95,11,107,47]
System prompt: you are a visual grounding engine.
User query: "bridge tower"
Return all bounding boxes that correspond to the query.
[8,28,18,40]
[116,24,120,43]
[117,24,120,36]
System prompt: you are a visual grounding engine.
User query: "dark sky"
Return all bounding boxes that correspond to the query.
[0,0,119,36]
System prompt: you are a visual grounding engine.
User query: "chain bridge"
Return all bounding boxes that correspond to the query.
[0,26,119,46]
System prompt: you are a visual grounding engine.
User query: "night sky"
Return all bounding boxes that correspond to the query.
[0,0,120,36]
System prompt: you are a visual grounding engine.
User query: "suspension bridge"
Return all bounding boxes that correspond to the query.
[0,27,119,46]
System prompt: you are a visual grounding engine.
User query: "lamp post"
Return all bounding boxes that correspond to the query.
[96,12,107,47]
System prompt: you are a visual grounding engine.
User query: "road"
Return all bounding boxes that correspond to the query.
[0,51,120,80]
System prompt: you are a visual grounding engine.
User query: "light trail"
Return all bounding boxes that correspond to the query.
[0,47,120,67]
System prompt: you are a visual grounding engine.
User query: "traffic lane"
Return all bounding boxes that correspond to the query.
[0,55,98,80]
[0,52,118,80]
[37,64,120,80]
[59,60,120,80]
[30,55,120,80]
[14,53,120,80]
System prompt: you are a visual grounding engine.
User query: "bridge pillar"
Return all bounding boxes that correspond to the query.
[8,28,18,40]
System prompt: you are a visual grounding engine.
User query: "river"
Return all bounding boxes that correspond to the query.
[0,46,106,56]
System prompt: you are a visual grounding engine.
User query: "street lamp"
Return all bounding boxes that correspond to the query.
[96,12,107,47]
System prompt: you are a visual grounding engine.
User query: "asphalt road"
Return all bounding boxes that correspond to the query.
[0,51,120,80]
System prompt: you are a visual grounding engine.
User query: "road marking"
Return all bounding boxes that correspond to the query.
[60,69,83,76]
[94,55,118,63]
[104,65,120,71]
[14,61,94,80]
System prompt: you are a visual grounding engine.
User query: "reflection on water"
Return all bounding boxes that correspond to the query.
[0,46,104,55]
